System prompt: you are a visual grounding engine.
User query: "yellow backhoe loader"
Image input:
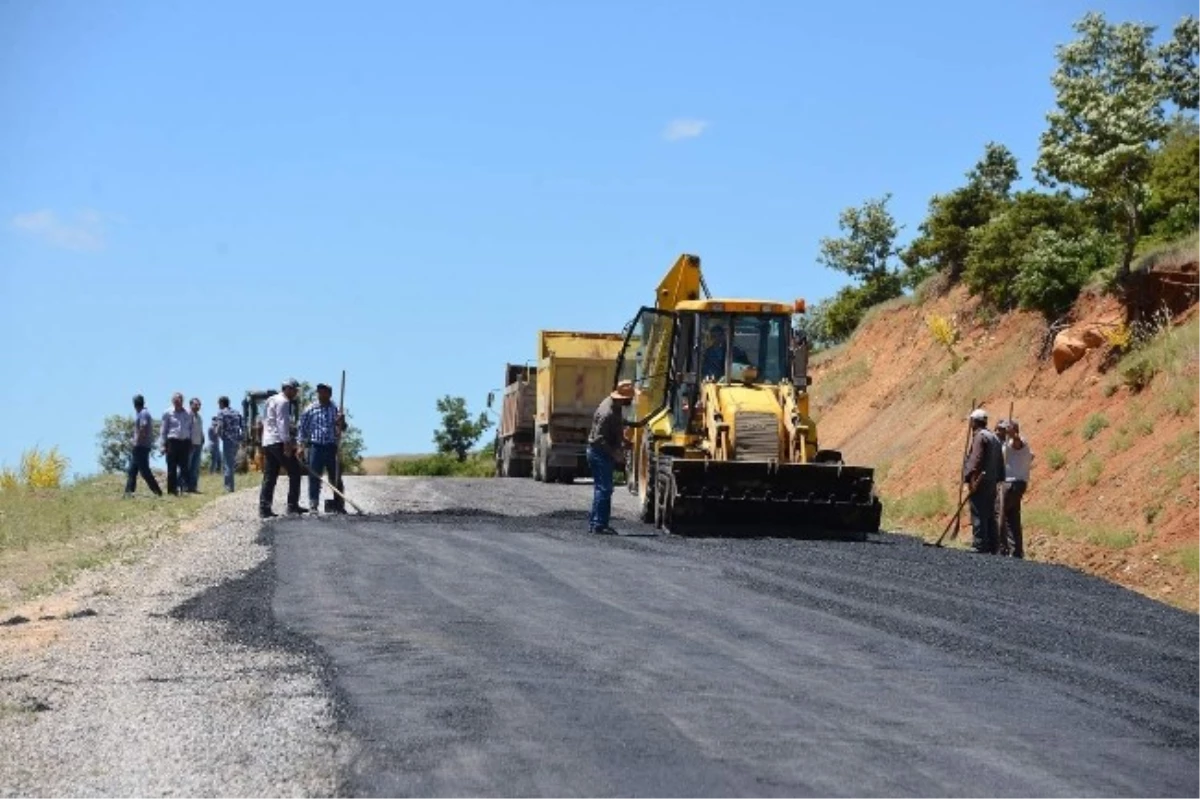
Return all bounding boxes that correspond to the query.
[616,254,882,539]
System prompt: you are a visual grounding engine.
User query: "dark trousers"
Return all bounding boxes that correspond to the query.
[999,480,1026,558]
[969,479,998,553]
[307,443,342,508]
[586,444,614,530]
[125,445,162,495]
[260,443,301,512]
[165,439,191,495]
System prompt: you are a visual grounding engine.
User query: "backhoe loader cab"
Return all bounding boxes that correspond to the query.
[614,257,881,539]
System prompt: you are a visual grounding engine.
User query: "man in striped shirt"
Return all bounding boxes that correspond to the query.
[298,382,346,512]
[214,396,245,493]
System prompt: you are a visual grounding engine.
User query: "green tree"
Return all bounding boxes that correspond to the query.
[963,190,1094,311]
[1158,16,1199,110]
[1144,116,1200,239]
[97,413,161,473]
[1034,11,1188,278]
[795,297,836,352]
[901,143,1020,287]
[433,395,491,462]
[816,194,904,342]
[967,141,1021,198]
[1014,229,1117,318]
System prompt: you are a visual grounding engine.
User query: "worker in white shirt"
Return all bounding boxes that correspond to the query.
[999,419,1032,559]
[258,378,307,518]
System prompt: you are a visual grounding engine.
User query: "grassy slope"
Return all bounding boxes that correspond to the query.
[808,273,1198,611]
[0,472,257,614]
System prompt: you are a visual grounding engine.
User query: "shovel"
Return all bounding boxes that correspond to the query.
[325,370,348,513]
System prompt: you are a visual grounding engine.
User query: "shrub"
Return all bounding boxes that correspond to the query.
[1083,455,1104,486]
[387,452,495,477]
[1081,413,1109,440]
[1120,356,1159,391]
[0,447,69,490]
[1047,449,1067,471]
[1013,229,1117,319]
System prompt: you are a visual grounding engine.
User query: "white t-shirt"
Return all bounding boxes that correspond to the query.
[262,394,292,446]
[1004,438,1032,482]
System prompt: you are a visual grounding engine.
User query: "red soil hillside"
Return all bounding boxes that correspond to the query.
[809,264,1199,612]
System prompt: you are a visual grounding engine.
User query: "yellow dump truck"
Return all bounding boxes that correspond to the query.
[532,329,624,483]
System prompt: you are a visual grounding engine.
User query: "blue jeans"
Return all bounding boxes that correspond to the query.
[307,443,337,507]
[187,443,203,491]
[221,439,239,492]
[586,444,614,530]
[209,442,222,473]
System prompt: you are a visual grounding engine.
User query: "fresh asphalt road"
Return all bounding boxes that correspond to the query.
[265,478,1198,797]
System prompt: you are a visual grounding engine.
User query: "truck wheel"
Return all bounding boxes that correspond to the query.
[557,471,573,484]
[500,441,513,478]
[533,431,544,482]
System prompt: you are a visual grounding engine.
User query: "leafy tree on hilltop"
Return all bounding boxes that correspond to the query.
[97,414,161,473]
[433,396,492,462]
[963,190,1101,314]
[902,143,1021,287]
[816,194,904,342]
[1144,117,1200,240]
[1035,12,1198,279]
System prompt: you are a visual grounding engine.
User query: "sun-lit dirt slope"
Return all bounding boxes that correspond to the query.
[809,264,1198,611]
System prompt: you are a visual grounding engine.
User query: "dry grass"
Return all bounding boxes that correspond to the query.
[812,358,871,411]
[0,472,244,612]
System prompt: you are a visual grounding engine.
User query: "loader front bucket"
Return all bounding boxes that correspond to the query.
[662,458,882,540]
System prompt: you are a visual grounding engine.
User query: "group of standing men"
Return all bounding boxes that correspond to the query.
[123,378,348,520]
[125,393,246,498]
[256,378,347,518]
[962,407,1033,556]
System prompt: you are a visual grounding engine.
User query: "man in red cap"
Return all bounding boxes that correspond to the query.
[586,379,634,534]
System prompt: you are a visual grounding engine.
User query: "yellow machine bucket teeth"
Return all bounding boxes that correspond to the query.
[661,458,882,540]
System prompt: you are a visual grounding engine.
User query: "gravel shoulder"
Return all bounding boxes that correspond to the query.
[0,484,364,797]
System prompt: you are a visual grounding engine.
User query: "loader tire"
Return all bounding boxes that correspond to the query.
[637,443,655,523]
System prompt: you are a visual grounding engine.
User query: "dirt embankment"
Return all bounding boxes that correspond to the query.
[810,263,1199,611]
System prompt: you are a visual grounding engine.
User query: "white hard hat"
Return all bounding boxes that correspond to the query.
[968,408,988,421]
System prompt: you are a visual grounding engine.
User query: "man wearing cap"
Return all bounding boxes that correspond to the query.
[962,408,1005,554]
[297,382,346,513]
[586,379,635,534]
[259,379,306,518]
[999,419,1031,558]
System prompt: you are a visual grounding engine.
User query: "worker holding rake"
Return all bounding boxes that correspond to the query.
[962,408,1006,553]
[297,382,346,513]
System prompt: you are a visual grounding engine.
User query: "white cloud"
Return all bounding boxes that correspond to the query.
[662,118,709,142]
[11,208,108,252]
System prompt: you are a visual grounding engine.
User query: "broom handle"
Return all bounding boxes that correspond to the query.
[951,397,977,540]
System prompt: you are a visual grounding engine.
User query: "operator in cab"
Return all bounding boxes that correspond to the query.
[701,322,750,380]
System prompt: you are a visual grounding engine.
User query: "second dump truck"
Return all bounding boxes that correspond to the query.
[533,330,624,482]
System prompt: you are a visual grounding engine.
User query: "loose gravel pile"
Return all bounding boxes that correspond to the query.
[0,487,363,798]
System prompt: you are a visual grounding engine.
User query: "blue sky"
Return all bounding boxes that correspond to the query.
[0,0,1192,478]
